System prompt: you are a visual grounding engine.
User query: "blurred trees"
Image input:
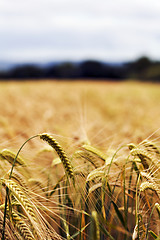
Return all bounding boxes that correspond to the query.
[80,60,105,78]
[127,56,160,81]
[45,62,80,79]
[4,65,44,79]
[0,56,160,81]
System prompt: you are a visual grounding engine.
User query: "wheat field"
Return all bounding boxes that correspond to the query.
[0,80,160,239]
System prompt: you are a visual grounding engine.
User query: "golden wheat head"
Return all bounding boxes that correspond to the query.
[0,149,27,166]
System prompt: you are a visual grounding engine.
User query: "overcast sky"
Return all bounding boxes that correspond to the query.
[1,0,160,63]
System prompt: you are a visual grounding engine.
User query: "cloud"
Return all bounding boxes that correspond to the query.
[0,0,160,62]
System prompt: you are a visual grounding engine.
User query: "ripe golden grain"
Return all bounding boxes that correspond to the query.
[2,179,37,222]
[11,210,35,240]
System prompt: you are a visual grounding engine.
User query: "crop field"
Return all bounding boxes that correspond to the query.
[0,80,160,239]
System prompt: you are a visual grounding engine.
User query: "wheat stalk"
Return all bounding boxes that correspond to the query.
[91,210,100,240]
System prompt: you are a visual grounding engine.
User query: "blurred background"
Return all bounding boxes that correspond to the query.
[1,0,160,81]
[0,0,160,151]
[0,2,160,240]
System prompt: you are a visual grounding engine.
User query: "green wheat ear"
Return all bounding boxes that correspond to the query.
[39,133,74,182]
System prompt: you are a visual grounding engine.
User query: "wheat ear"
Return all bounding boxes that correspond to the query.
[82,144,107,162]
[142,140,160,155]
[86,166,105,182]
[11,210,35,240]
[2,179,43,239]
[140,181,160,196]
[0,149,27,166]
[2,134,39,240]
[74,150,101,168]
[130,148,157,169]
[9,170,28,190]
[0,211,18,240]
[2,179,37,222]
[39,133,74,181]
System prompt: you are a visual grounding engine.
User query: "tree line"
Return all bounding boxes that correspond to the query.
[0,56,160,81]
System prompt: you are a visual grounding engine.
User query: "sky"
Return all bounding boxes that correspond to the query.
[1,0,160,64]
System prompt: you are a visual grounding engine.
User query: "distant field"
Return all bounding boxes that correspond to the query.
[0,80,160,239]
[0,80,160,149]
